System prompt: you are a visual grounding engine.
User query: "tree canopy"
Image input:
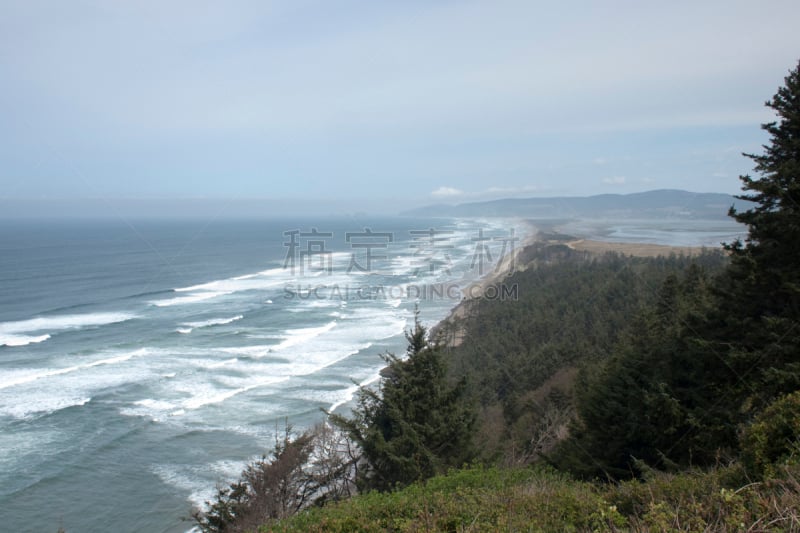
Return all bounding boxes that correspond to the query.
[719,59,800,406]
[554,58,800,479]
[330,312,475,491]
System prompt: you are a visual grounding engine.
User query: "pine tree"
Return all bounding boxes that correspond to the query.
[552,265,725,478]
[330,311,475,491]
[721,59,800,404]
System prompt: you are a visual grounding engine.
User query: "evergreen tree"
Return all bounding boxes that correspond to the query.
[720,59,800,405]
[331,311,475,491]
[552,266,723,478]
[555,59,800,479]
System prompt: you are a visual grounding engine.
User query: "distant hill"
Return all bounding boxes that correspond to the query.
[401,189,752,219]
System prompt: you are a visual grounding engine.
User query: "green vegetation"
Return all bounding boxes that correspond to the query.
[193,59,800,532]
[741,391,800,479]
[442,246,726,466]
[330,312,476,491]
[259,466,625,532]
[552,58,800,479]
[552,262,730,477]
[262,464,800,532]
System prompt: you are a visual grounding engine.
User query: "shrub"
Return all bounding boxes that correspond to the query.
[741,390,800,479]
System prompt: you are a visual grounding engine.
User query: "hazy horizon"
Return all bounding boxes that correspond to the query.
[0,188,749,220]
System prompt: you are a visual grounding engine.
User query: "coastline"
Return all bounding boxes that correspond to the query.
[430,222,709,348]
[430,220,540,347]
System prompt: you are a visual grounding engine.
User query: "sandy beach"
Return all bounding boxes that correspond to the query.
[563,238,703,257]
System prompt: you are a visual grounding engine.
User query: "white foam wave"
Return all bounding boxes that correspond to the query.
[151,464,216,511]
[175,270,288,293]
[0,348,148,390]
[3,396,92,419]
[123,374,290,419]
[0,312,135,345]
[180,388,246,411]
[272,321,337,352]
[182,315,243,329]
[126,313,400,418]
[329,372,382,413]
[0,333,51,347]
[328,384,360,414]
[307,300,337,308]
[119,312,405,420]
[151,291,232,307]
[152,460,246,511]
[153,267,296,307]
[391,254,420,276]
[136,398,175,410]
[119,398,176,420]
[177,376,290,413]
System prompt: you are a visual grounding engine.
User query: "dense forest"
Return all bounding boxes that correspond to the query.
[439,245,728,470]
[192,59,800,532]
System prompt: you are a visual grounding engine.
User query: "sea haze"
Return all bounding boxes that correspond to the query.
[0,216,524,533]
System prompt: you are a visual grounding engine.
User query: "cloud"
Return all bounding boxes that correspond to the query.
[602,176,626,185]
[431,184,548,200]
[430,186,464,198]
[1,1,797,203]
[5,1,794,140]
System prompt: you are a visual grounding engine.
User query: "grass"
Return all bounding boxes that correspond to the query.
[258,464,800,532]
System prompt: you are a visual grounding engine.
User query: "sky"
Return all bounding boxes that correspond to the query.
[1,0,799,216]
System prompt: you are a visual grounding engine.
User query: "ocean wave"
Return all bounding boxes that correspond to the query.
[152,460,245,511]
[174,273,287,294]
[117,310,407,421]
[0,348,149,390]
[216,320,339,358]
[151,269,293,306]
[328,372,382,413]
[183,315,244,329]
[0,333,51,347]
[205,358,239,369]
[136,375,292,417]
[124,288,174,300]
[178,378,286,411]
[272,321,337,351]
[176,315,243,334]
[0,395,92,419]
[118,398,178,421]
[151,291,232,307]
[123,314,401,418]
[0,312,136,347]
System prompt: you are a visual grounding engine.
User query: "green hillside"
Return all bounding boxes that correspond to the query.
[262,464,800,532]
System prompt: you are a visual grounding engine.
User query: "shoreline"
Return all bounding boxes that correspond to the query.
[430,224,710,348]
[430,220,540,347]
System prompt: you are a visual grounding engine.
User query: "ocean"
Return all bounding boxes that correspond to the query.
[0,216,526,533]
